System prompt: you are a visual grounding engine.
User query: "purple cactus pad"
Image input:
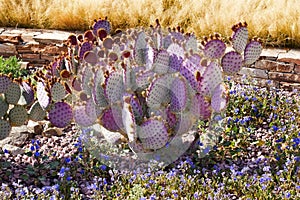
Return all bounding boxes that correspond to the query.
[204,39,226,59]
[244,40,262,65]
[221,51,243,75]
[0,74,12,93]
[49,102,73,128]
[232,26,248,53]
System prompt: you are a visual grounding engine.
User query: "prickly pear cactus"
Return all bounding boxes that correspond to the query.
[67,18,262,171]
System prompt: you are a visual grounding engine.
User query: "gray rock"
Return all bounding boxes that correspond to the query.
[2,144,25,155]
[0,126,29,148]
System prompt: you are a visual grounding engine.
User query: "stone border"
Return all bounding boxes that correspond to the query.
[1,28,300,90]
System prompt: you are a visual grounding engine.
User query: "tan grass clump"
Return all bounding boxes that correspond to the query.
[0,0,299,47]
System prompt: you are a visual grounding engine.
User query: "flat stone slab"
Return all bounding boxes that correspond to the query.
[33,31,71,44]
[260,48,287,59]
[277,49,300,65]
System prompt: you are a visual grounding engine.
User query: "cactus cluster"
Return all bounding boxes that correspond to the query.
[0,18,262,168]
[65,18,262,166]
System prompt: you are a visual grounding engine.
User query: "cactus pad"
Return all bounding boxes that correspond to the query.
[167,43,184,57]
[244,40,262,65]
[92,18,111,36]
[232,26,248,53]
[191,94,212,120]
[0,119,11,140]
[0,96,9,118]
[0,74,12,93]
[51,82,67,102]
[153,50,170,74]
[201,62,223,96]
[19,81,34,106]
[28,102,47,122]
[105,71,124,103]
[138,119,169,150]
[74,106,96,127]
[9,105,28,126]
[204,39,226,59]
[79,42,93,60]
[221,51,243,75]
[99,107,123,132]
[48,102,73,128]
[169,54,183,72]
[122,98,136,142]
[37,82,51,110]
[4,82,21,105]
[170,77,188,112]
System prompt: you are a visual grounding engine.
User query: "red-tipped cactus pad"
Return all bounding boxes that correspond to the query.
[92,18,111,36]
[138,119,169,150]
[221,51,243,75]
[232,26,248,54]
[48,102,73,128]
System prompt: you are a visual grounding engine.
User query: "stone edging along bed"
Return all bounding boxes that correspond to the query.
[1,27,300,91]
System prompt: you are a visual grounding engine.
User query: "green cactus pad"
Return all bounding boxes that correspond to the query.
[8,105,28,126]
[0,96,9,118]
[138,119,169,150]
[4,82,21,105]
[51,82,67,102]
[244,40,262,65]
[221,51,243,75]
[105,71,124,103]
[204,39,226,59]
[232,26,248,54]
[0,74,12,93]
[153,50,170,74]
[28,101,47,121]
[0,119,11,140]
[211,83,228,113]
[201,62,223,96]
[48,102,73,128]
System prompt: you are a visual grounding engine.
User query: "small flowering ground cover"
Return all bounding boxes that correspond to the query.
[0,76,300,199]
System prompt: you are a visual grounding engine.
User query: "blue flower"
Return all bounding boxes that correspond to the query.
[272,125,279,132]
[30,146,35,151]
[34,151,40,157]
[101,165,107,171]
[78,147,83,152]
[65,157,71,163]
[285,192,291,198]
[66,176,72,181]
[3,149,9,154]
